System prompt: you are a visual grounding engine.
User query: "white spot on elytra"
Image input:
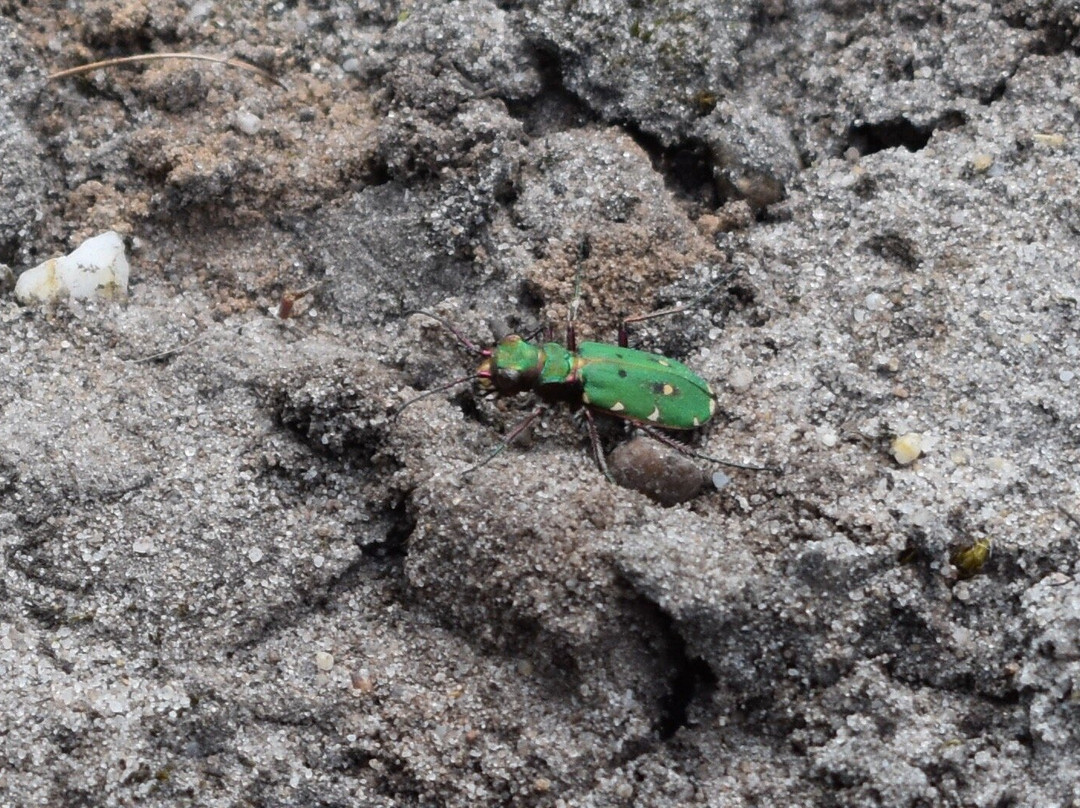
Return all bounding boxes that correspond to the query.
[582,391,591,404]
[648,407,661,422]
[708,398,716,416]
[611,401,625,411]
[657,359,671,366]
[692,417,700,427]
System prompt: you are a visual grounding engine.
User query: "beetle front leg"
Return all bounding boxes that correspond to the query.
[583,408,614,482]
[462,405,547,480]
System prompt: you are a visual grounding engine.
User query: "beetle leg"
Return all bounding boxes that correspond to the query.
[462,406,547,480]
[637,424,780,473]
[583,407,614,482]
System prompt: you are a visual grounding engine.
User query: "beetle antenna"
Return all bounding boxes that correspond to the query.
[568,237,589,330]
[391,374,477,419]
[403,310,486,355]
[522,324,545,342]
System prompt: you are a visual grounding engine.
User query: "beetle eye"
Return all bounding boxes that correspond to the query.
[500,368,520,384]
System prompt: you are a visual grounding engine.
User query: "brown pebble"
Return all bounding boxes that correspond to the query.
[608,437,708,506]
[351,673,376,694]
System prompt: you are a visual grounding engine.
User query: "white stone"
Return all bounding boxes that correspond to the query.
[818,426,839,448]
[728,366,753,392]
[15,231,129,304]
[132,537,154,555]
[711,471,731,490]
[234,110,262,135]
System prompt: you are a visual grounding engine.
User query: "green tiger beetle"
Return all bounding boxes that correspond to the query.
[396,269,772,481]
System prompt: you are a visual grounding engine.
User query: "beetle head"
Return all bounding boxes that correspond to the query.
[477,335,543,395]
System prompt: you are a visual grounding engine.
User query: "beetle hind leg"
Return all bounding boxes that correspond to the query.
[637,424,780,474]
[583,408,614,482]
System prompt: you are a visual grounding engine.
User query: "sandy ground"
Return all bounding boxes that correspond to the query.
[2,1,1080,805]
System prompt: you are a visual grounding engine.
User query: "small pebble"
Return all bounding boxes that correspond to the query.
[908,508,933,527]
[818,426,839,448]
[875,355,900,373]
[891,433,923,465]
[132,537,154,554]
[247,547,264,563]
[352,674,376,694]
[728,366,753,392]
[864,292,887,311]
[234,110,263,135]
[315,651,334,671]
[1032,132,1066,148]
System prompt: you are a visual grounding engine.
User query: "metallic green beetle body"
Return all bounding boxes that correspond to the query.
[478,335,717,429]
[575,341,717,428]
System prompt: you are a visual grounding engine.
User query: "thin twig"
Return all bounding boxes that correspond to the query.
[1059,504,1080,529]
[127,331,213,364]
[49,52,286,89]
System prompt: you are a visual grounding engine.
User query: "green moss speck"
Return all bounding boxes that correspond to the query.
[630,20,653,42]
